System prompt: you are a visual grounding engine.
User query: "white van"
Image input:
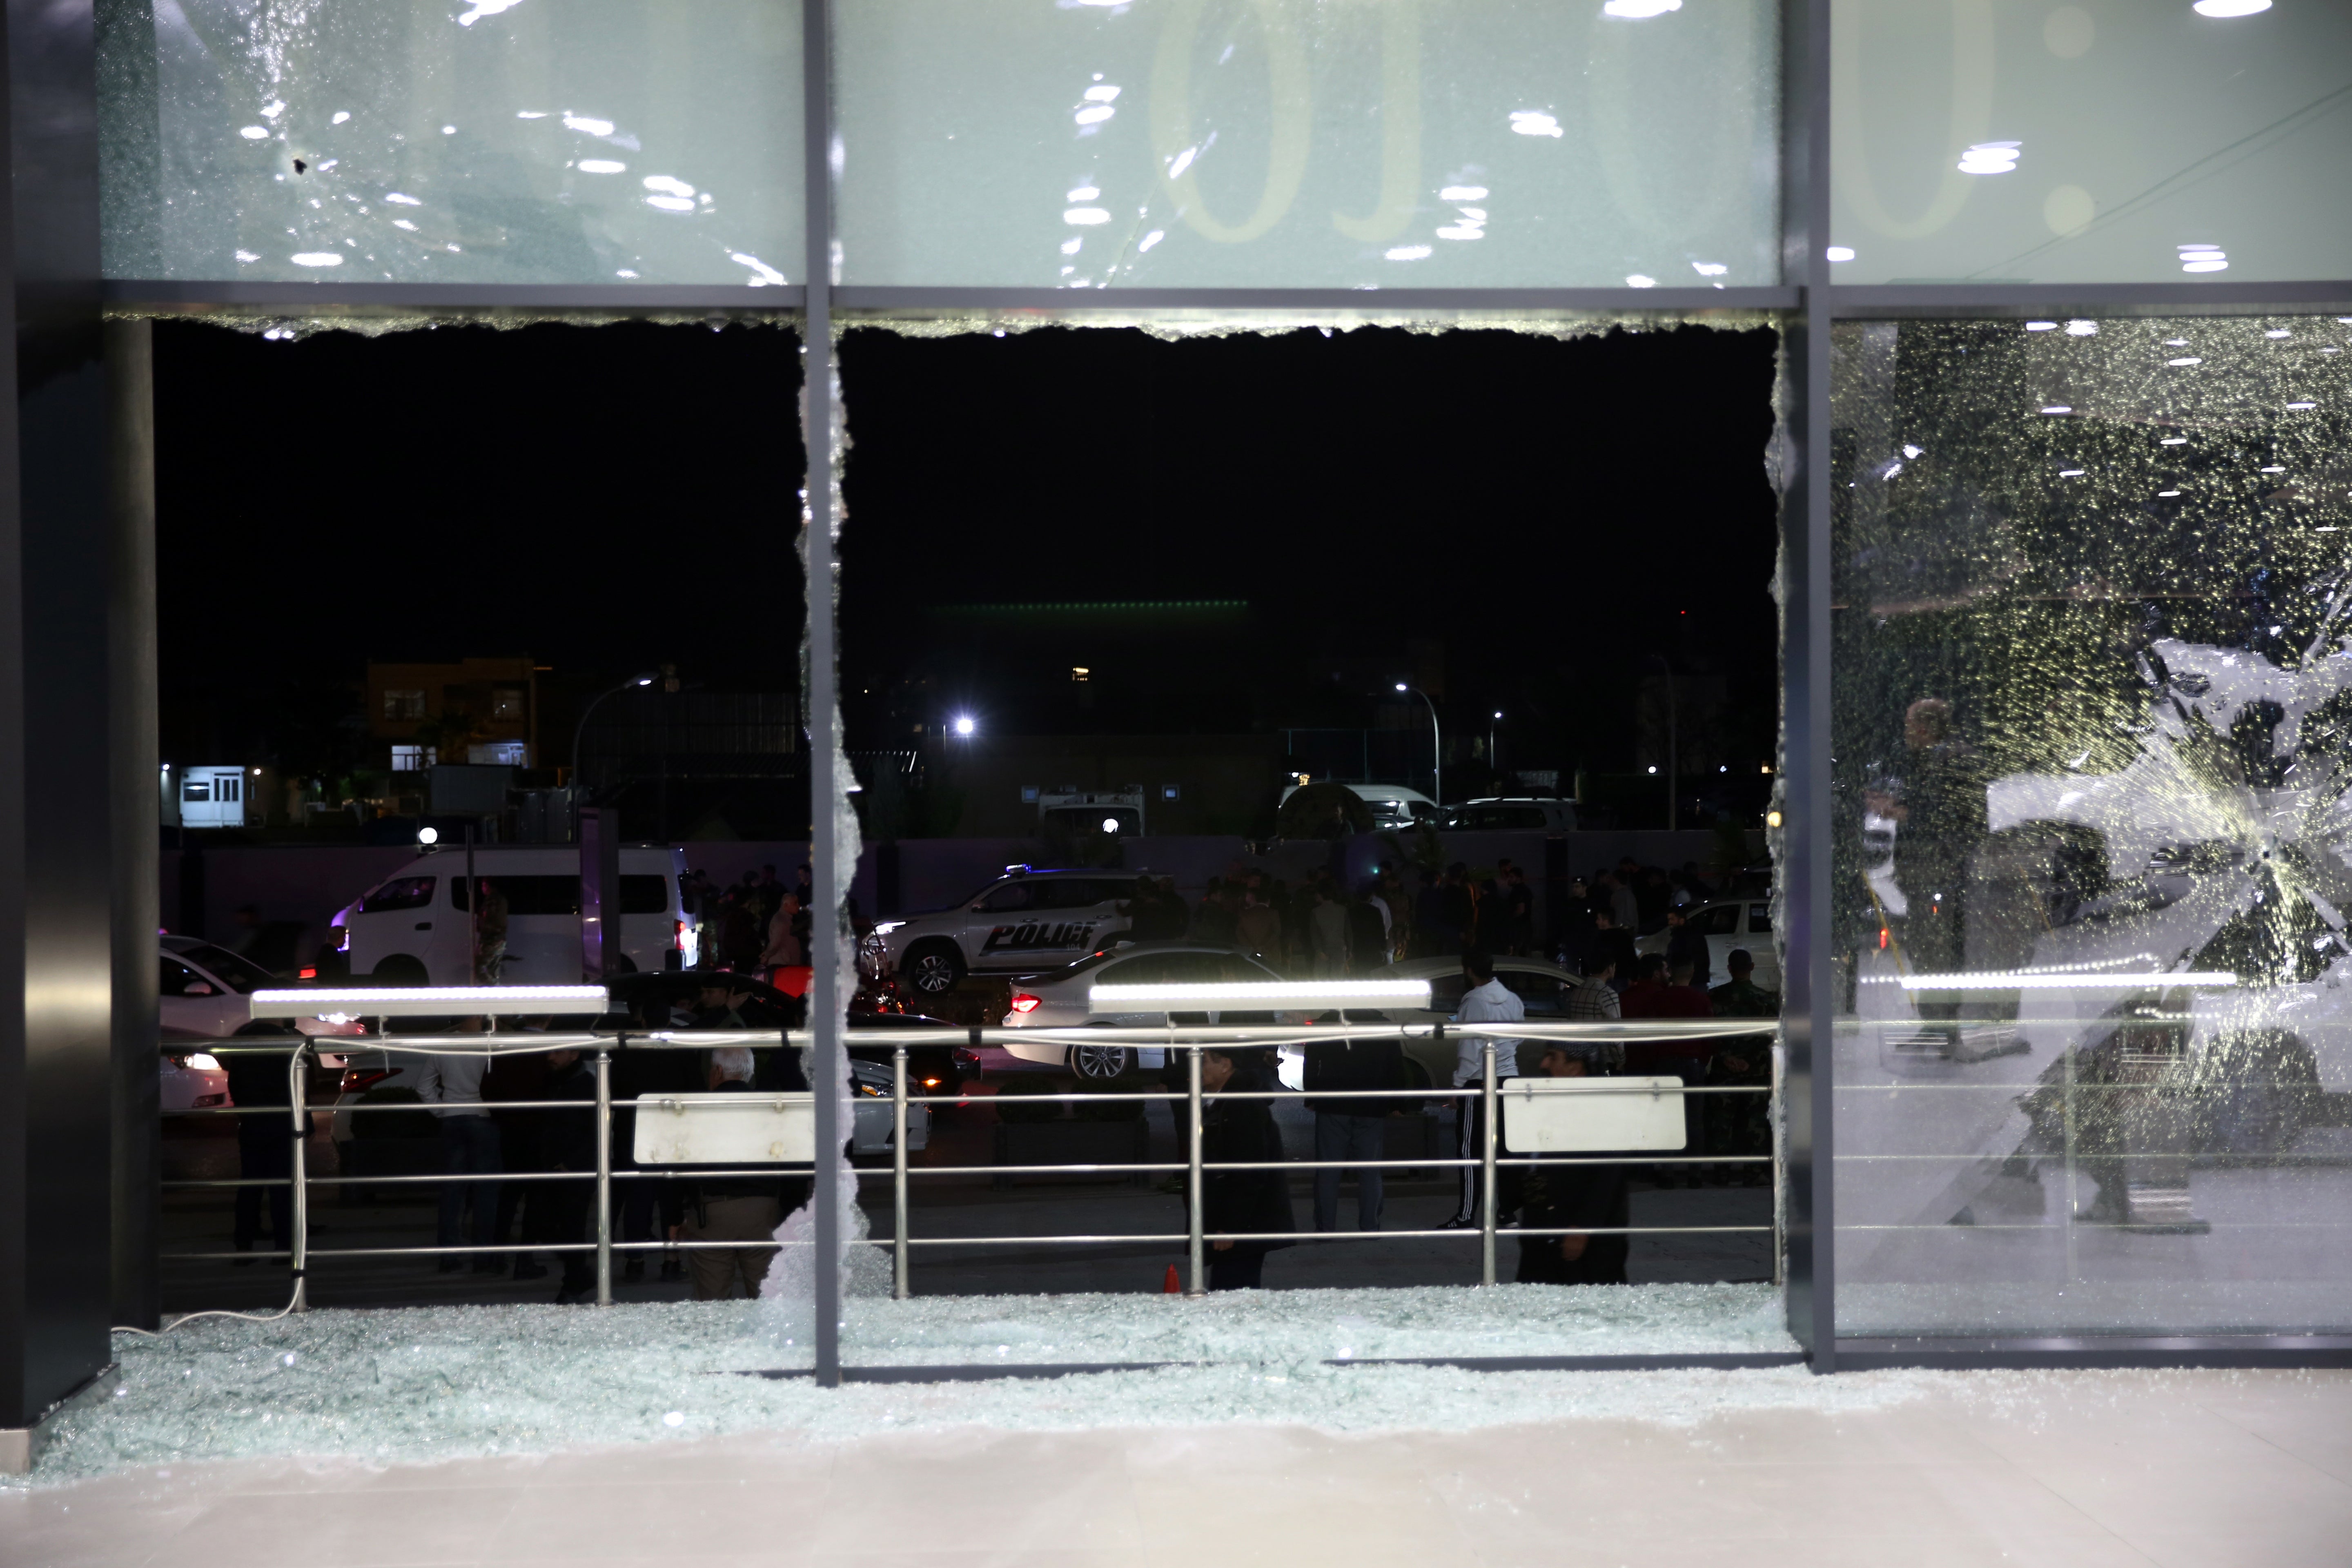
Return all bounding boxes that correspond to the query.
[1277,782,1441,831]
[334,844,690,987]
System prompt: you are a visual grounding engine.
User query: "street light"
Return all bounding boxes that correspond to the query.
[952,715,977,738]
[1394,682,1441,806]
[1490,710,1503,777]
[569,672,659,796]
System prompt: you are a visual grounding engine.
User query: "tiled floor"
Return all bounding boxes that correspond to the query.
[7,1369,2348,1568]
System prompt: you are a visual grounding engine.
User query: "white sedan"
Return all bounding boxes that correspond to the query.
[1001,941,1292,1079]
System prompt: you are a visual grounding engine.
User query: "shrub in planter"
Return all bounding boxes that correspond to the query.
[1071,1075,1148,1123]
[991,1076,1066,1124]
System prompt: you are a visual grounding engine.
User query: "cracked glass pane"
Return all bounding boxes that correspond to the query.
[1831,313,2352,1336]
[1830,0,2352,285]
[98,0,804,286]
[836,0,1779,289]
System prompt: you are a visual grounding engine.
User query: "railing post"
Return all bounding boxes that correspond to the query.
[892,1045,910,1300]
[1480,1039,1498,1287]
[1185,1043,1205,1297]
[594,1045,612,1307]
[288,1042,310,1312]
[1771,1039,1786,1289]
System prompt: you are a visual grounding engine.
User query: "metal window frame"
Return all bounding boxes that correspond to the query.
[29,0,2352,1419]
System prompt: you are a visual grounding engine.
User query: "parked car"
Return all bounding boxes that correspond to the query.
[161,937,367,1064]
[1633,898,1781,990]
[861,866,1143,996]
[1000,941,1294,1079]
[331,844,691,988]
[1278,781,1440,831]
[1440,796,1580,831]
[157,1028,230,1115]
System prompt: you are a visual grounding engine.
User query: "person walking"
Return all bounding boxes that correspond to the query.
[1302,1024,1405,1232]
[416,1025,504,1274]
[1445,949,1523,1228]
[1235,888,1282,959]
[1309,886,1350,976]
[225,1038,295,1264]
[1663,904,1712,990]
[541,1045,600,1304]
[1198,1047,1294,1290]
[669,1047,790,1299]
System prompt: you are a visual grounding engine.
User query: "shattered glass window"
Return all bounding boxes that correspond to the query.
[1830,0,2352,285]
[98,0,804,286]
[835,0,1779,288]
[1831,314,2352,1337]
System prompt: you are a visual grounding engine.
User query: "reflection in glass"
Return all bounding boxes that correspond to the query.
[100,0,803,285]
[1831,1,2352,284]
[836,0,1779,288]
[1832,315,2352,1336]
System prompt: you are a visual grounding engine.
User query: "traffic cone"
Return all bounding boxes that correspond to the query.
[1162,1263,1182,1294]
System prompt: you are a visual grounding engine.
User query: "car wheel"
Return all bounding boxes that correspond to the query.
[903,942,964,995]
[1068,1041,1132,1080]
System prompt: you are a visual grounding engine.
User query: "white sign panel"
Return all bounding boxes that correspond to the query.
[632,1093,813,1166]
[1501,1076,1687,1153]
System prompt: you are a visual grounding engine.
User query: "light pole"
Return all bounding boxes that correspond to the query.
[1395,682,1441,807]
[1490,710,1503,781]
[569,673,657,822]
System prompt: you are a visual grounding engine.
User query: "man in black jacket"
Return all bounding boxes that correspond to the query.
[1198,1047,1294,1291]
[1302,1018,1405,1232]
[1508,1040,1632,1286]
[542,1046,601,1304]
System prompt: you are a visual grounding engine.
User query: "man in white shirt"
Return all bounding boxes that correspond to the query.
[1446,950,1525,1228]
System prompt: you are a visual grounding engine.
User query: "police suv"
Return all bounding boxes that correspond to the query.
[862,866,1138,996]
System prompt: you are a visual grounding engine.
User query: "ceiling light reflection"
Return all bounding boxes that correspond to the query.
[577,160,625,174]
[1601,0,1682,14]
[1509,111,1564,138]
[2192,0,2272,15]
[1439,185,1488,201]
[563,114,615,136]
[1957,141,2020,175]
[1064,207,1110,225]
[1385,245,1432,261]
[1826,246,1855,263]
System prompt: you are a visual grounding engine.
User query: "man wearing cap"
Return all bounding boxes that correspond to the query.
[1508,1040,1632,1285]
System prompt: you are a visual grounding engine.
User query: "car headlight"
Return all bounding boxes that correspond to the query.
[187,1053,221,1071]
[869,921,904,937]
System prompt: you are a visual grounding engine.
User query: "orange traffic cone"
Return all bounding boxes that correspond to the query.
[1162,1263,1182,1294]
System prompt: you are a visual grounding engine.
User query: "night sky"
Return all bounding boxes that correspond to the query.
[156,316,1781,808]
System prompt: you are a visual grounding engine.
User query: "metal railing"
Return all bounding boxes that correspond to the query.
[158,1018,1781,1307]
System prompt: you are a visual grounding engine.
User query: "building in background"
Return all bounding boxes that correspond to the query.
[366,657,541,773]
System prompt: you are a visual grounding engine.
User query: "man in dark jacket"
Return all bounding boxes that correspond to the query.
[225,1035,296,1262]
[1302,1020,1405,1232]
[541,1046,601,1304]
[1508,1041,1631,1285]
[1663,906,1712,990]
[1198,1047,1294,1290]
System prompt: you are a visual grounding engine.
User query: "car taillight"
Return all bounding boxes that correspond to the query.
[1008,994,1041,1014]
[298,967,317,980]
[674,918,686,950]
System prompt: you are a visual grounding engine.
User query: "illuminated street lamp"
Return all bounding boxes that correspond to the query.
[569,672,658,808]
[952,715,977,738]
[1395,682,1441,806]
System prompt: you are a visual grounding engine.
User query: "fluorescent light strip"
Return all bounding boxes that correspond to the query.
[1895,972,2236,992]
[251,985,609,1018]
[1088,980,1432,1014]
